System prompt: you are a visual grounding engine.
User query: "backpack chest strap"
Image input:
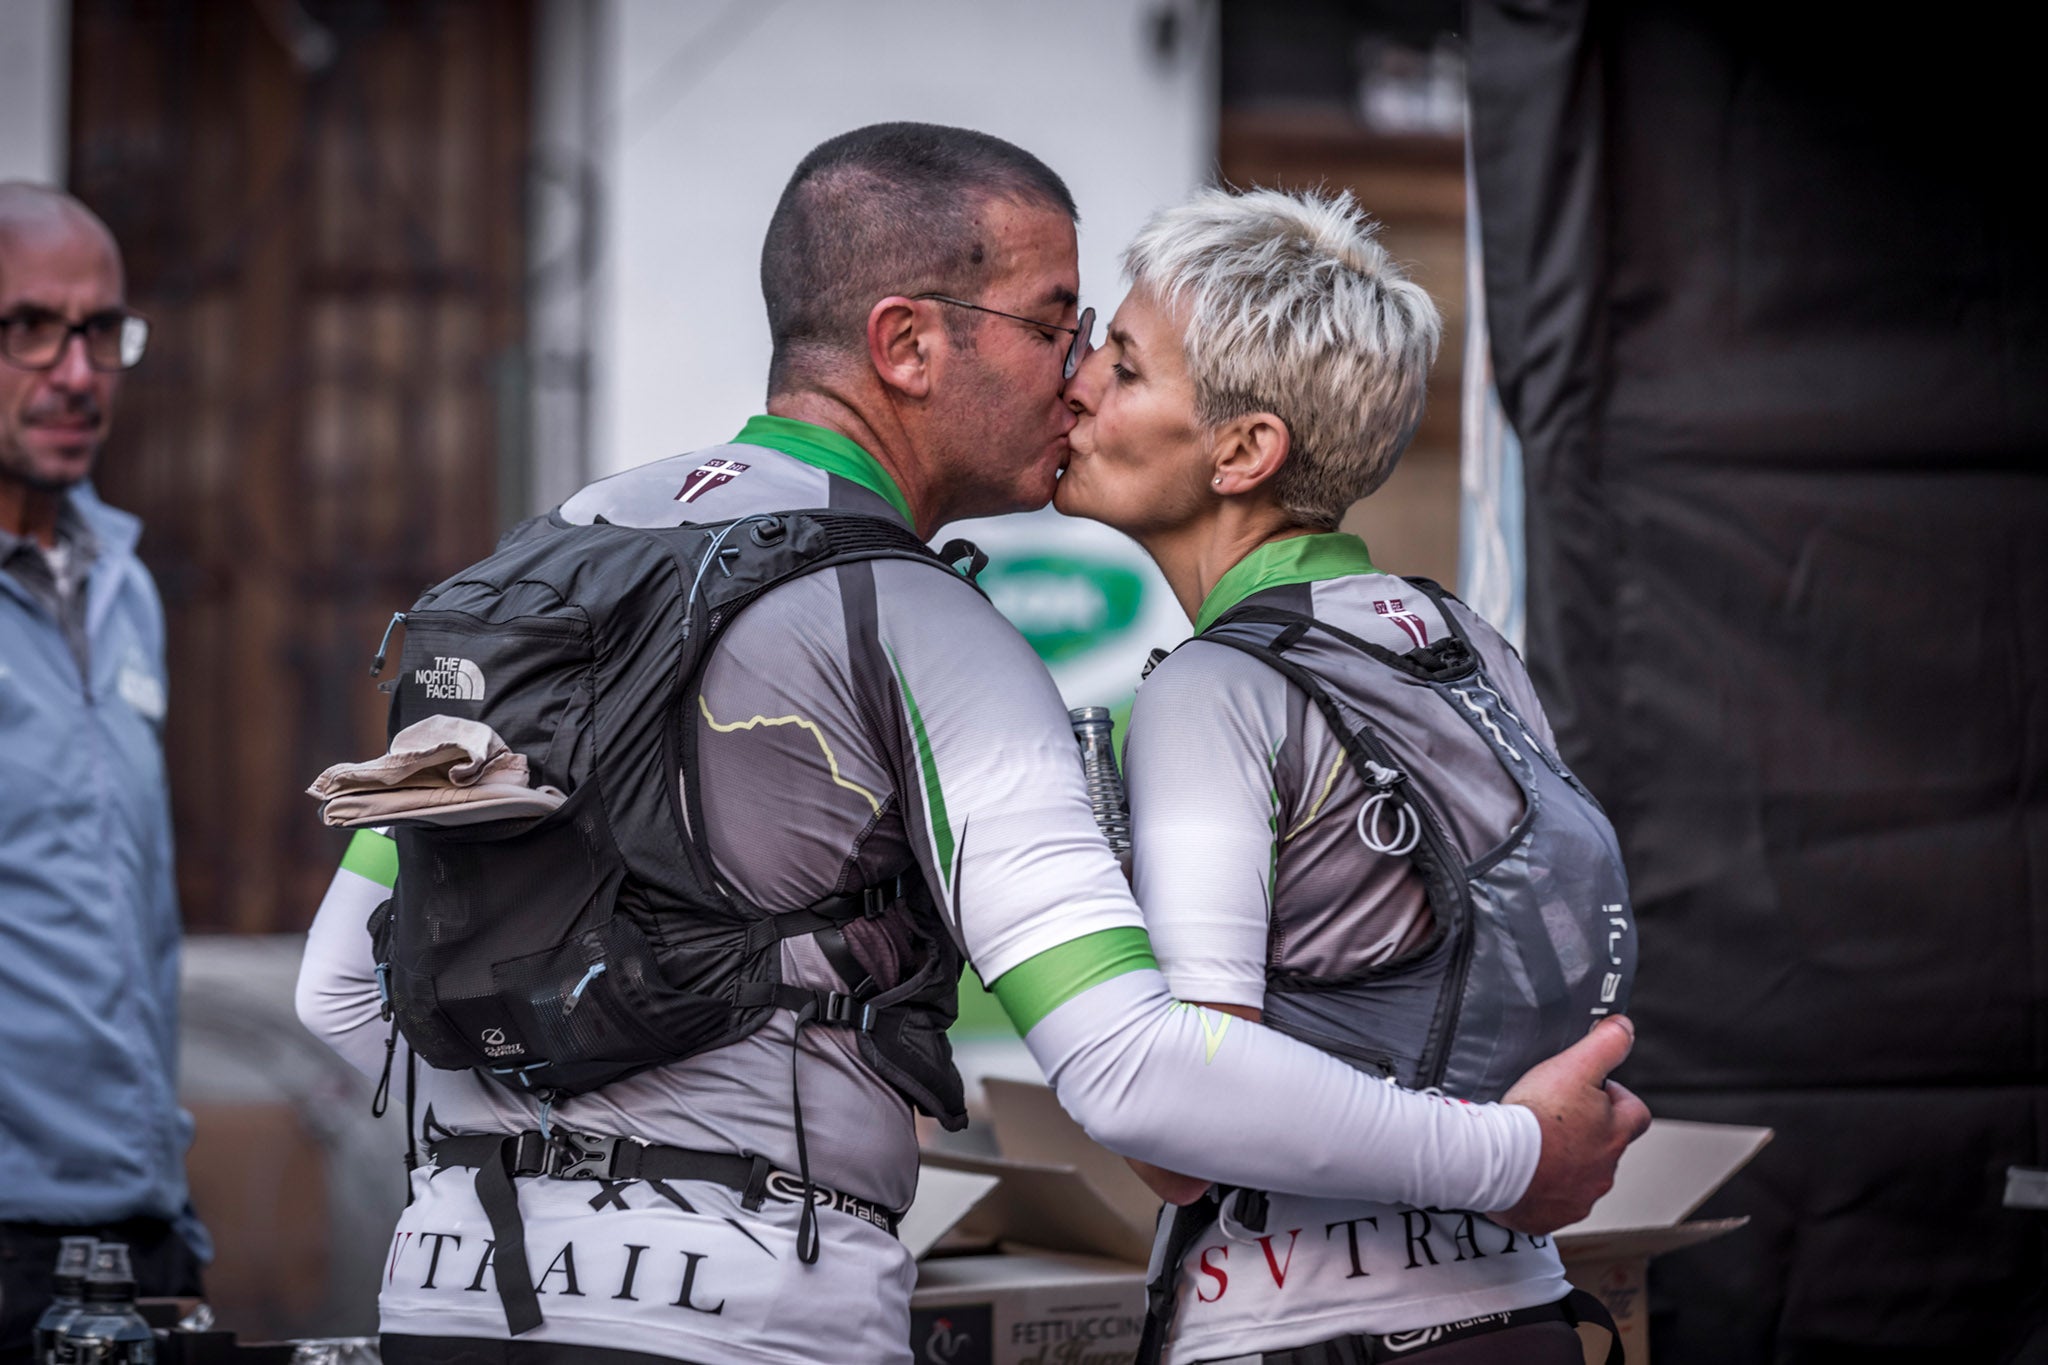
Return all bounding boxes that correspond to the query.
[741,879,902,951]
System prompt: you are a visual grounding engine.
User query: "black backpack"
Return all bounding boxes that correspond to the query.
[362,507,974,1130]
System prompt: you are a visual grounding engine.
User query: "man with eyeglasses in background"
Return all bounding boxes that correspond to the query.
[0,183,207,1358]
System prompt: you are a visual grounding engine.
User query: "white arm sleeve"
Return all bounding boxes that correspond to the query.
[1022,968,1541,1212]
[295,847,395,1081]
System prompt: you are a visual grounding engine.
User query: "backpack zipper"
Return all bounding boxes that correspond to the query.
[404,607,591,640]
[369,612,407,676]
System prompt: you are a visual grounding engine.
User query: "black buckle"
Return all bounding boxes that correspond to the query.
[1228,1186,1269,1233]
[509,1131,550,1177]
[549,1131,619,1180]
[860,876,902,919]
[819,992,861,1026]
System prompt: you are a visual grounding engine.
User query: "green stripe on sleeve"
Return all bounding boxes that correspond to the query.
[888,646,956,881]
[989,927,1160,1035]
[340,828,399,889]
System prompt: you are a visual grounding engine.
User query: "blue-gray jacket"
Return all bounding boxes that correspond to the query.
[0,484,203,1252]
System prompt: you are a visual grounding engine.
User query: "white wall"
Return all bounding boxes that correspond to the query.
[0,0,68,185]
[591,0,1217,474]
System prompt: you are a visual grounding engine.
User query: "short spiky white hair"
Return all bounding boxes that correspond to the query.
[1122,186,1441,528]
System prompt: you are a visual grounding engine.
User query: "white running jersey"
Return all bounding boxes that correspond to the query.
[378,1162,914,1365]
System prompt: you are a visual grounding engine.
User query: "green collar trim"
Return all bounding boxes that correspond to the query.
[733,414,914,524]
[1195,532,1378,634]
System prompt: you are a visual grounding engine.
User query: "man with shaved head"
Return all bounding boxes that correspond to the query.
[0,184,206,1357]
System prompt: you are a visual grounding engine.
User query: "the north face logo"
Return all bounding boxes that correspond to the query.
[416,655,486,701]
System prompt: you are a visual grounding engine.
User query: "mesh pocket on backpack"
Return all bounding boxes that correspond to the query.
[491,915,735,1069]
[388,956,470,1068]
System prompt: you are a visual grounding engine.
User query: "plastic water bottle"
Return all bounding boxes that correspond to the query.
[34,1237,97,1364]
[1068,706,1131,871]
[59,1243,155,1364]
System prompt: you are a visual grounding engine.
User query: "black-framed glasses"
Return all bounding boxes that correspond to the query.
[913,293,1096,380]
[0,307,151,373]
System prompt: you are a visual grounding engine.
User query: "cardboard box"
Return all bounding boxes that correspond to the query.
[911,1252,1148,1365]
[906,1079,1770,1365]
[1554,1119,1774,1364]
[906,1080,1157,1365]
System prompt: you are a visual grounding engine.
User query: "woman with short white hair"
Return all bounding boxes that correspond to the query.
[1059,186,1639,1364]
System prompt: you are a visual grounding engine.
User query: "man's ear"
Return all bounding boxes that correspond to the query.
[868,297,935,400]
[1211,412,1291,495]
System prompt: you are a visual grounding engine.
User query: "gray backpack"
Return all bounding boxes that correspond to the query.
[1137,579,1637,1365]
[1200,578,1635,1101]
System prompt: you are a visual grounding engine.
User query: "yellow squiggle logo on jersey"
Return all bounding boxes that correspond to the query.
[1287,753,1347,840]
[697,695,881,815]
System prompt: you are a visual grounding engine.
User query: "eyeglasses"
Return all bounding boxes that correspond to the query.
[0,307,151,373]
[913,293,1096,380]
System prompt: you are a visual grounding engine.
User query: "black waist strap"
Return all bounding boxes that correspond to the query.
[1258,1287,1624,1363]
[1138,1193,1622,1365]
[429,1130,900,1336]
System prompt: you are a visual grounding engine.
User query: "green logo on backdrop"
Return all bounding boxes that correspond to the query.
[982,555,1145,663]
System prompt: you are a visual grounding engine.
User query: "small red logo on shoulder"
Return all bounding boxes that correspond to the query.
[1374,599,1430,648]
[675,458,751,504]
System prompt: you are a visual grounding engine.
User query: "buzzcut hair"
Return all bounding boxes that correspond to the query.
[1123,186,1441,529]
[761,122,1078,395]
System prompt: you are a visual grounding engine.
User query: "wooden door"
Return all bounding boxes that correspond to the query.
[68,0,533,932]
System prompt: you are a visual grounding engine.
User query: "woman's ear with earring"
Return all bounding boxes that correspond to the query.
[1213,413,1291,494]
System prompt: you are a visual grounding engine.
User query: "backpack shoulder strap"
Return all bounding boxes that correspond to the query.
[668,509,983,904]
[1210,597,1476,682]
[1191,612,1472,1009]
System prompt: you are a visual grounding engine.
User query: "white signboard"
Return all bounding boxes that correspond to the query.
[942,508,1188,726]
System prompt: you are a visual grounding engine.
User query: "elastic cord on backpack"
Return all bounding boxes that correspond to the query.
[402,1044,420,1205]
[682,515,783,638]
[789,999,822,1265]
[371,1015,399,1117]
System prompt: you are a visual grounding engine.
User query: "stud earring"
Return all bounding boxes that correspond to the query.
[1212,476,1223,486]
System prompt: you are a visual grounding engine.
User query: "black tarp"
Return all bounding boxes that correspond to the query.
[1467,2,2048,1359]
